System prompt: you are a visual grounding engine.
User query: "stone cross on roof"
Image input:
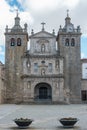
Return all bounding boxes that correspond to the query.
[41,22,46,31]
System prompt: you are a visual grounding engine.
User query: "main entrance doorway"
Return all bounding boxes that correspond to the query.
[39,87,48,99]
[34,83,52,102]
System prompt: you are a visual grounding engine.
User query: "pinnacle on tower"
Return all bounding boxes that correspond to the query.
[16,9,19,17]
[15,9,20,26]
[11,9,23,32]
[67,9,69,17]
[65,9,71,25]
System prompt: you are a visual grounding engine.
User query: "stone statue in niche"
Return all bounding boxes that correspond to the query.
[26,59,31,69]
[41,44,45,52]
[55,60,59,69]
[27,81,31,89]
[56,82,59,88]
[41,68,45,75]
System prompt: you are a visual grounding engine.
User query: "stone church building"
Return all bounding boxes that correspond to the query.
[4,11,82,104]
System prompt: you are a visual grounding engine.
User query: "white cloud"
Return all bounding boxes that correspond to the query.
[63,0,79,8]
[0,0,14,45]
[17,0,80,13]
[0,0,14,26]
[20,12,34,25]
[26,0,60,11]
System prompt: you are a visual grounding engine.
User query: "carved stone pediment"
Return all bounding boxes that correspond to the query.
[29,31,56,38]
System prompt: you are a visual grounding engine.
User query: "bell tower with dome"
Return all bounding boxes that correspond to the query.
[4,11,28,103]
[57,10,82,103]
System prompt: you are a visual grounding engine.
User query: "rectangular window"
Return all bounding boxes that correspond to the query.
[49,63,52,72]
[34,63,38,72]
[81,90,87,101]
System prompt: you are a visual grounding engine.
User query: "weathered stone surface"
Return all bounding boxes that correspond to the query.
[3,12,87,104]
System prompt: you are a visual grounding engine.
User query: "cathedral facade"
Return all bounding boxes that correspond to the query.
[4,12,82,104]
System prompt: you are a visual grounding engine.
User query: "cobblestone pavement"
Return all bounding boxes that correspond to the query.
[0,104,87,130]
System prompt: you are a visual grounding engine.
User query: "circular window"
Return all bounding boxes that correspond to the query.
[41,61,45,64]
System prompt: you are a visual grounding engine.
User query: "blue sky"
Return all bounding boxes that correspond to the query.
[5,0,24,11]
[81,37,87,58]
[0,0,87,64]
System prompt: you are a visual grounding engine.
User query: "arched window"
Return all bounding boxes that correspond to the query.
[41,44,45,52]
[65,38,69,46]
[71,38,75,46]
[17,38,21,46]
[11,38,15,46]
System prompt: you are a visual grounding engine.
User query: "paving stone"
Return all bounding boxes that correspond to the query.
[0,104,87,130]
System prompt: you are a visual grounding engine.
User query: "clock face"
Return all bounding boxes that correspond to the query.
[67,25,73,32]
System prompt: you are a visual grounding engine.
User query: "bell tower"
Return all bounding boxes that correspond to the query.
[5,11,28,103]
[57,10,82,103]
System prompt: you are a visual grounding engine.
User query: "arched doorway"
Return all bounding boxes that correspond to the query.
[34,83,52,102]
